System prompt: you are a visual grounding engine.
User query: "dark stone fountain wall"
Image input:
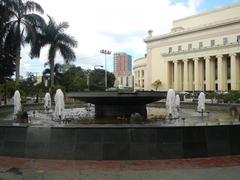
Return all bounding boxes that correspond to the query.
[0,125,240,160]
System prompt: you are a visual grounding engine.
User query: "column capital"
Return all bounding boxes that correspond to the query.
[193,58,198,62]
[173,60,178,64]
[216,54,223,59]
[230,53,236,57]
[183,59,188,63]
[204,56,210,60]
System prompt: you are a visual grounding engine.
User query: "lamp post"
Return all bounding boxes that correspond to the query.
[100,49,111,89]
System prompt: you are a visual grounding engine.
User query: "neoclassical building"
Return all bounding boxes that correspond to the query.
[133,57,147,90]
[143,4,240,91]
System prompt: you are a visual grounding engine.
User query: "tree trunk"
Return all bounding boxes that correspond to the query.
[50,59,55,88]
[15,23,21,83]
[15,51,20,82]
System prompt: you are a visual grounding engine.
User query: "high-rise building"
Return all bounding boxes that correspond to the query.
[113,52,133,88]
[113,53,132,76]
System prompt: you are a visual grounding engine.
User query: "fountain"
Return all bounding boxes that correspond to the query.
[175,94,180,118]
[13,90,21,115]
[197,92,206,113]
[54,89,65,121]
[166,89,177,119]
[0,89,240,160]
[44,92,51,112]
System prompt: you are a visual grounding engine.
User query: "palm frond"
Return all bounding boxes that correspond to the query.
[56,33,78,48]
[57,21,69,32]
[25,0,44,14]
[23,13,45,28]
[58,43,76,63]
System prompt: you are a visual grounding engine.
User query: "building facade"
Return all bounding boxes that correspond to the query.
[133,57,147,91]
[113,52,133,88]
[144,4,240,91]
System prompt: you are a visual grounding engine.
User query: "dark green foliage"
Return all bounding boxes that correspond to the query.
[89,69,115,91]
[62,66,87,92]
[209,91,240,103]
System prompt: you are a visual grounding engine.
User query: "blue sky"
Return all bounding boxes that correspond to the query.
[20,0,240,77]
[171,0,240,11]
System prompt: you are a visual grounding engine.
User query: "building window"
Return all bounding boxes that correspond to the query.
[168,47,172,53]
[178,45,182,51]
[188,44,192,50]
[223,37,228,45]
[211,40,215,47]
[141,70,144,77]
[237,35,240,43]
[199,42,203,49]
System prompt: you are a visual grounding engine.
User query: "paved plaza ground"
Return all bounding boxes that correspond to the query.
[0,156,240,180]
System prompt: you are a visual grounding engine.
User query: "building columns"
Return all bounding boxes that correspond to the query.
[188,60,194,91]
[230,53,237,90]
[217,55,224,91]
[183,59,189,90]
[194,58,200,90]
[173,60,179,91]
[205,56,211,91]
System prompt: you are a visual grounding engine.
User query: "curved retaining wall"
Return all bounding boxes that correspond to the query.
[148,102,240,112]
[0,124,240,160]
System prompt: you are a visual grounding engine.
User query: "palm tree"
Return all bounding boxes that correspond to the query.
[0,0,17,83]
[4,0,44,82]
[30,16,77,88]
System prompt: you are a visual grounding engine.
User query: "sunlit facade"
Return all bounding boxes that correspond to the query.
[143,4,240,91]
[133,57,147,91]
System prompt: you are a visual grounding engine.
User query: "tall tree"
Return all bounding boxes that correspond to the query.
[30,16,77,88]
[0,0,16,83]
[4,0,44,82]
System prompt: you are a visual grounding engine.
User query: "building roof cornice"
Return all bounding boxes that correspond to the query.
[144,17,240,43]
[173,3,240,24]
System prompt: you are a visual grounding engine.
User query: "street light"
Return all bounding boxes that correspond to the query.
[100,49,111,89]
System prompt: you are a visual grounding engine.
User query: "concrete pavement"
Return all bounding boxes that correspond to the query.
[0,156,240,180]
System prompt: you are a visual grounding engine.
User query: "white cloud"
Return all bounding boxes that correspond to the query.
[21,0,202,75]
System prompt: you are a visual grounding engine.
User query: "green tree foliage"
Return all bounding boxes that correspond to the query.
[62,66,87,92]
[0,80,16,104]
[17,73,38,98]
[152,80,162,91]
[89,69,115,91]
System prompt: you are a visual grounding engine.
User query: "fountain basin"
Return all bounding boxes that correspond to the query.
[67,91,166,119]
[0,124,240,160]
